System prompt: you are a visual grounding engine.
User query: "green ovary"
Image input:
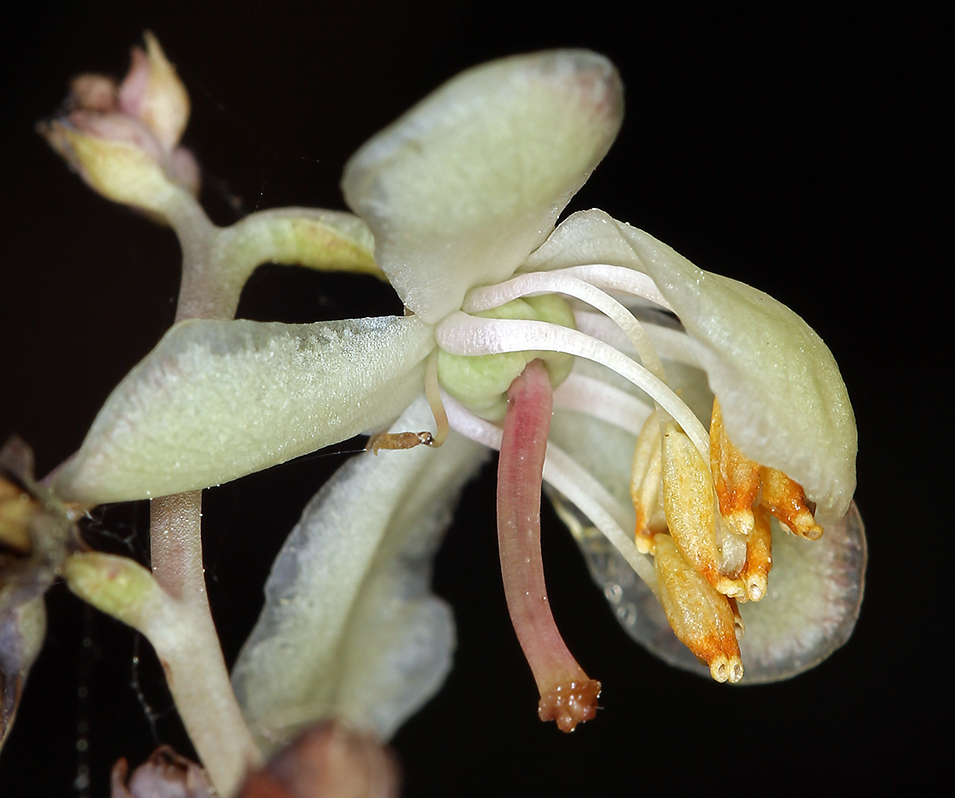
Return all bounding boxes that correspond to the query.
[437,294,576,421]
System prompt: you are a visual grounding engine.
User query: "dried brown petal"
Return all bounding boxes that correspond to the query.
[0,597,45,753]
[0,439,87,613]
[0,438,86,751]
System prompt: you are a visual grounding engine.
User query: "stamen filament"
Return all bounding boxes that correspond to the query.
[436,312,709,459]
[366,350,449,452]
[424,349,450,447]
[524,264,673,310]
[497,361,600,731]
[442,392,656,591]
[553,373,652,434]
[464,271,666,380]
[573,310,702,369]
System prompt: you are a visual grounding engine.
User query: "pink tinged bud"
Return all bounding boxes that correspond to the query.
[117,32,191,154]
[38,33,198,215]
[38,118,180,215]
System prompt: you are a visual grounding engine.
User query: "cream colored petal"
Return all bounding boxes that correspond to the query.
[54,316,434,504]
[527,209,856,521]
[342,51,623,324]
[232,397,488,749]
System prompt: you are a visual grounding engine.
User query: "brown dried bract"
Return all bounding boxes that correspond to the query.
[0,437,87,616]
[537,679,602,732]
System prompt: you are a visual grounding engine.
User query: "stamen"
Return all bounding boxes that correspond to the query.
[424,349,450,447]
[710,398,760,539]
[661,422,744,599]
[496,360,600,731]
[366,430,434,453]
[435,312,710,459]
[553,373,652,435]
[759,466,824,540]
[546,264,672,312]
[652,533,743,683]
[464,271,666,381]
[573,310,703,369]
[629,409,664,553]
[367,352,449,452]
[738,505,773,602]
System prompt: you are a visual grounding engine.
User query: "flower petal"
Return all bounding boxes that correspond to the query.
[232,397,488,749]
[342,51,623,324]
[54,316,435,504]
[526,209,856,521]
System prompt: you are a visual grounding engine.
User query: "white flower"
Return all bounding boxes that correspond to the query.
[52,51,865,748]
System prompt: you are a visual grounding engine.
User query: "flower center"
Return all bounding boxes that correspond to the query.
[436,294,576,420]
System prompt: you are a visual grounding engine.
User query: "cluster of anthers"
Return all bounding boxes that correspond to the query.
[632,396,823,684]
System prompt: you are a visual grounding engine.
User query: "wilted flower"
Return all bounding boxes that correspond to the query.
[50,49,864,754]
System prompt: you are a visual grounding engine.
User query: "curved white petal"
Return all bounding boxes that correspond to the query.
[231,397,489,749]
[527,209,856,521]
[342,51,623,324]
[54,316,435,503]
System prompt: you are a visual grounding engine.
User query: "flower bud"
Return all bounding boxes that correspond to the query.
[38,32,198,220]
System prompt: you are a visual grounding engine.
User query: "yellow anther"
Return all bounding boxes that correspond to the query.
[629,410,665,553]
[738,505,773,602]
[652,534,743,684]
[709,398,760,539]
[661,422,743,598]
[727,596,745,640]
[630,398,827,681]
[759,466,824,541]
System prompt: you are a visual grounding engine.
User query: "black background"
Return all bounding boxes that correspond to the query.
[1,3,944,795]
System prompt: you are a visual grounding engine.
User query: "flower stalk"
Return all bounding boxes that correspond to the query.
[63,552,261,796]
